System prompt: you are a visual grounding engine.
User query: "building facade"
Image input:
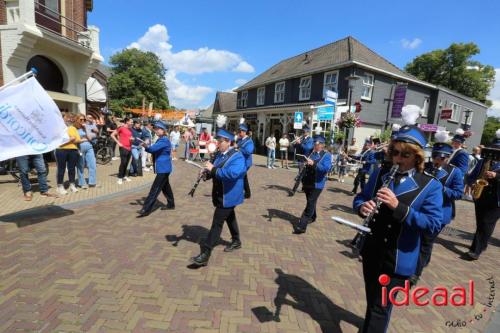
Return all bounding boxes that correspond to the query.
[213,37,487,151]
[0,0,102,114]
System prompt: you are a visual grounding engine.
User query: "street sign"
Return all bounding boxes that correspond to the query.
[325,90,337,105]
[418,124,439,132]
[317,105,335,121]
[441,109,452,120]
[294,111,303,129]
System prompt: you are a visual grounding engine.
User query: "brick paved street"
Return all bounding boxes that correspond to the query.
[0,155,498,332]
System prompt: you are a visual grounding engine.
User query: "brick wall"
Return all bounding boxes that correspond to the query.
[0,0,6,86]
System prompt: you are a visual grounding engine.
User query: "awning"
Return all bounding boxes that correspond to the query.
[86,77,107,103]
[47,91,83,104]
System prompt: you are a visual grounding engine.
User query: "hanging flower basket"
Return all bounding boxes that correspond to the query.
[336,113,363,129]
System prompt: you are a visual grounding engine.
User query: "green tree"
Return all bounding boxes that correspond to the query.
[405,43,495,106]
[108,48,169,115]
[481,117,500,145]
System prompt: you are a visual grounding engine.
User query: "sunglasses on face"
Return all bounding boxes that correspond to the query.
[79,118,85,121]
[390,149,413,158]
[431,153,447,160]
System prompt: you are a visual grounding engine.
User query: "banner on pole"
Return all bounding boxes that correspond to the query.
[391,84,407,118]
[317,105,335,121]
[0,77,68,161]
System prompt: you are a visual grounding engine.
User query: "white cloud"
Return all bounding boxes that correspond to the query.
[235,78,248,86]
[401,38,422,49]
[487,68,500,117]
[128,24,254,108]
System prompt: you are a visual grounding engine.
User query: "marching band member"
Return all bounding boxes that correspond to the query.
[293,128,332,234]
[465,129,500,260]
[137,121,175,217]
[449,128,470,175]
[413,130,464,282]
[297,125,314,156]
[190,127,247,267]
[351,141,377,195]
[237,118,254,199]
[353,105,443,333]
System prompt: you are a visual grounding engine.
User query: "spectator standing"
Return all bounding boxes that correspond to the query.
[266,133,277,169]
[337,150,349,183]
[111,118,133,184]
[105,115,118,160]
[77,115,98,188]
[169,125,180,160]
[16,154,57,200]
[182,127,193,160]
[141,122,153,172]
[279,134,290,169]
[199,127,212,161]
[129,120,147,176]
[56,113,82,195]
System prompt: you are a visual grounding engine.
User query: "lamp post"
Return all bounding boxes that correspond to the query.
[462,109,472,131]
[344,72,361,148]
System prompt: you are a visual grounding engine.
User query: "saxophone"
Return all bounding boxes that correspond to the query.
[471,159,492,200]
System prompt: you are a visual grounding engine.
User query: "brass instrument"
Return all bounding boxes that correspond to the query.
[471,147,500,200]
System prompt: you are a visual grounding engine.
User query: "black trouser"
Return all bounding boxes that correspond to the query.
[297,188,322,230]
[353,170,367,193]
[470,203,499,256]
[142,173,174,213]
[362,258,407,333]
[55,149,79,184]
[204,207,240,250]
[415,229,441,277]
[118,147,132,179]
[244,174,251,197]
[110,140,117,157]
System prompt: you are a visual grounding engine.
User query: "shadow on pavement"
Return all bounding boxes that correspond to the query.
[0,205,74,227]
[441,226,500,248]
[327,187,354,196]
[165,224,230,247]
[326,203,356,215]
[262,209,299,225]
[252,268,363,333]
[262,184,292,195]
[335,239,362,260]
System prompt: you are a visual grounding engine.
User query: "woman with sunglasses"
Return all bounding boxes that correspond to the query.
[353,105,443,333]
[412,130,464,284]
[56,113,82,195]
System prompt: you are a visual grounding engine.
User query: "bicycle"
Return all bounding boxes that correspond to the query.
[94,136,113,165]
[0,156,49,182]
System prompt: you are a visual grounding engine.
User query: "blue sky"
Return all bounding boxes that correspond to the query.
[89,0,500,113]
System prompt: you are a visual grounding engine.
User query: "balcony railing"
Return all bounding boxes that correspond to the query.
[34,1,91,49]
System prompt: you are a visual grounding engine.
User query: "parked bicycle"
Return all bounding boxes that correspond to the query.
[0,156,49,182]
[94,135,113,165]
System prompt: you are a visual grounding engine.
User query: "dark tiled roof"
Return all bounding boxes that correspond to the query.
[214,92,237,113]
[237,36,417,91]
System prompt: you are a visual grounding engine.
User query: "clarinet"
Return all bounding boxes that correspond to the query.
[188,152,217,197]
[351,164,399,251]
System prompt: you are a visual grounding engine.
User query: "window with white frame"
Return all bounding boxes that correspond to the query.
[323,71,338,96]
[421,97,430,117]
[240,91,248,108]
[449,102,461,122]
[299,76,312,101]
[274,82,285,103]
[361,73,374,100]
[256,87,265,106]
[461,109,473,126]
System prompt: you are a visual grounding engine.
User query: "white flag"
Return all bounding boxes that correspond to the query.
[0,77,69,161]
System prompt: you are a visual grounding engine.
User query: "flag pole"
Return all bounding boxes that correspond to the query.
[0,67,38,92]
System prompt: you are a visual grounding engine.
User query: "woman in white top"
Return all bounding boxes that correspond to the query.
[265,134,277,169]
[169,126,181,160]
[279,134,290,169]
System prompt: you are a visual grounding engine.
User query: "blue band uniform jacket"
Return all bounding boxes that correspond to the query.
[449,148,470,176]
[300,136,314,156]
[430,164,464,226]
[145,136,172,174]
[236,136,254,170]
[353,167,444,276]
[301,151,332,190]
[206,148,247,208]
[467,160,500,208]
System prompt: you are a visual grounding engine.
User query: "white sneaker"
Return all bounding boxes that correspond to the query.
[124,177,132,182]
[57,185,68,195]
[117,178,123,185]
[69,183,78,193]
[267,166,272,169]
[112,157,119,160]
[272,166,276,169]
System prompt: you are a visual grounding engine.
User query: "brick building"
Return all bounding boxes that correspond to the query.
[0,0,102,114]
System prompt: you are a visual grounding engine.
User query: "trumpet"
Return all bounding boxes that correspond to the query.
[290,134,305,145]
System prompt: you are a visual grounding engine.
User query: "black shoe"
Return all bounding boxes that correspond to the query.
[293,226,306,234]
[161,204,175,210]
[224,240,242,252]
[190,250,211,267]
[409,275,419,287]
[244,193,251,199]
[137,209,150,218]
[466,251,479,260]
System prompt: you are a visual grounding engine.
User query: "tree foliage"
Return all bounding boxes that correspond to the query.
[481,117,500,146]
[405,43,495,106]
[108,48,169,115]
